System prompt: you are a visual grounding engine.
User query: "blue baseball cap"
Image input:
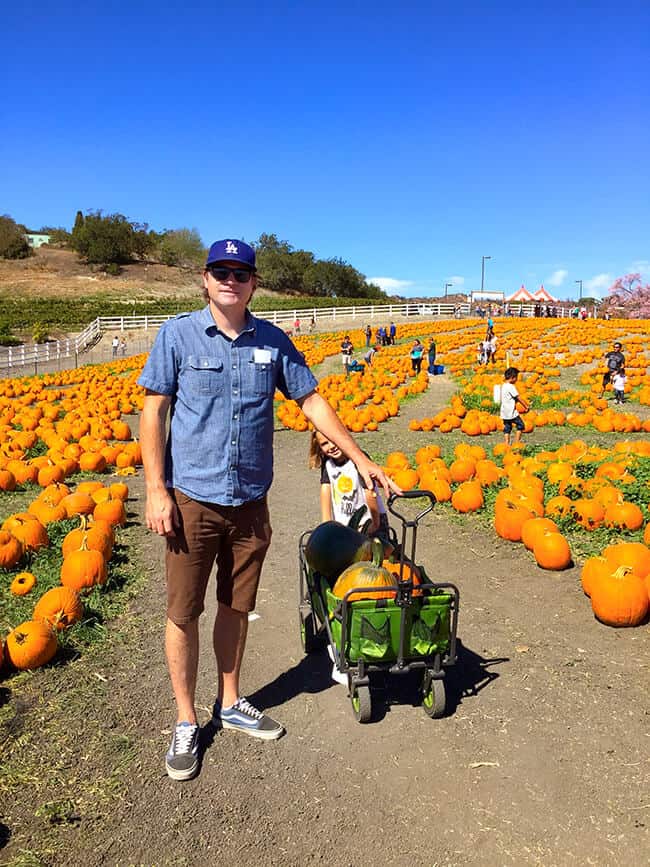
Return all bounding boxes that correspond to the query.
[205,239,256,270]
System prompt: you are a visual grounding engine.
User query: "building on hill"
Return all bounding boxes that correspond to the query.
[25,233,51,249]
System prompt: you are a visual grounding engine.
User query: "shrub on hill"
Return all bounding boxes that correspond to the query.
[0,215,32,260]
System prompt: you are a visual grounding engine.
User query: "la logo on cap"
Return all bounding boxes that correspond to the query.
[225,241,238,255]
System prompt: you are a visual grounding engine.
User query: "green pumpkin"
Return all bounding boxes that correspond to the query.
[305,521,373,580]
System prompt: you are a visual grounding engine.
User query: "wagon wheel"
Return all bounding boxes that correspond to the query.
[422,675,446,719]
[298,605,319,654]
[351,684,372,723]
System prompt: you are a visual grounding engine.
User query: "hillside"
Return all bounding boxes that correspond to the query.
[0,247,281,302]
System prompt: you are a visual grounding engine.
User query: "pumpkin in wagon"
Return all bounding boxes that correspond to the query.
[333,539,396,602]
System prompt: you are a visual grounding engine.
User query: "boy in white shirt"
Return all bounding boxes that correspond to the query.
[500,367,529,446]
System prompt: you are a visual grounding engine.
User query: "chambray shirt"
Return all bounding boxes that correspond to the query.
[137,307,318,506]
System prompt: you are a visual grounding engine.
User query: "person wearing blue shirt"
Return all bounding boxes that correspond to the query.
[139,239,395,781]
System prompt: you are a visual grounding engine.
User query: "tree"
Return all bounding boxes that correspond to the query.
[158,228,205,267]
[0,215,32,259]
[71,211,135,265]
[73,210,85,233]
[131,223,161,261]
[603,273,650,319]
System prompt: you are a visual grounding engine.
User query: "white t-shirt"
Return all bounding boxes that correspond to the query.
[322,457,386,526]
[612,373,626,391]
[500,381,519,420]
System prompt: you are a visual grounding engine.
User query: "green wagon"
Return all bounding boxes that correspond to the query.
[298,492,460,723]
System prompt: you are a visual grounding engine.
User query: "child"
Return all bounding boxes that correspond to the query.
[309,431,390,687]
[500,367,529,446]
[309,430,388,534]
[477,341,486,365]
[612,368,626,404]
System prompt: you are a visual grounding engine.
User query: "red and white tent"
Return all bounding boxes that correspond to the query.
[532,285,556,303]
[506,285,534,303]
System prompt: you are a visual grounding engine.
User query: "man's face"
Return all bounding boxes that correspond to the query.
[202,261,256,310]
[614,343,622,351]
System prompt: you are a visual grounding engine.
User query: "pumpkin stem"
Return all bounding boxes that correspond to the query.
[371,537,384,567]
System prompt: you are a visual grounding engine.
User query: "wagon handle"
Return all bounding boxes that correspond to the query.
[387,490,436,527]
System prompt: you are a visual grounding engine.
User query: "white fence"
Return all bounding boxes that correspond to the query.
[0,301,573,376]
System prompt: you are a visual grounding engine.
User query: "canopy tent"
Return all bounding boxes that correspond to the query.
[506,285,534,302]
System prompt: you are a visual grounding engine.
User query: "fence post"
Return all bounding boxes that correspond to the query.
[145,316,148,331]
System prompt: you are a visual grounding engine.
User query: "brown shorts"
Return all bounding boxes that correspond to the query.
[166,489,272,623]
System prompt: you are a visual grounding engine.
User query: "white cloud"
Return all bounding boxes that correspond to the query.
[546,269,568,287]
[367,276,414,292]
[448,275,465,286]
[629,260,650,276]
[585,273,612,293]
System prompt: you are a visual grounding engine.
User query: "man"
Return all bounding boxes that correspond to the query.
[389,321,396,345]
[111,335,119,357]
[138,239,395,781]
[599,341,625,399]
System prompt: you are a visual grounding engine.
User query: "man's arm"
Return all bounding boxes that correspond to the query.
[140,390,179,537]
[298,390,401,497]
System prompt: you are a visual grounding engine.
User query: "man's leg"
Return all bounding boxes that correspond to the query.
[166,618,200,724]
[213,603,248,708]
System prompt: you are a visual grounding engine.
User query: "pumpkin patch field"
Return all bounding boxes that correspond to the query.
[1,317,649,867]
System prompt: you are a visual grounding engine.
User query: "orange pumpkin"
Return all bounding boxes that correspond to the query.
[0,530,24,569]
[61,541,108,591]
[604,502,644,531]
[581,556,612,597]
[590,566,648,627]
[33,586,83,631]
[10,571,36,596]
[603,542,650,579]
[451,480,484,513]
[520,517,559,552]
[333,541,395,602]
[5,620,58,670]
[532,532,572,571]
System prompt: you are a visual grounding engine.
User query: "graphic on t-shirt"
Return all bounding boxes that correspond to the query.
[337,475,354,494]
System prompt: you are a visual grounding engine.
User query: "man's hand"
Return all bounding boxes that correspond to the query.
[355,454,402,500]
[145,488,179,537]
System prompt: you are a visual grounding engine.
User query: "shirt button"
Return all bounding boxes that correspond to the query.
[233,414,238,419]
[232,364,236,369]
[231,440,236,445]
[233,389,238,394]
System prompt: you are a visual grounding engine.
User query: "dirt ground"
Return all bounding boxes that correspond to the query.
[1,376,649,867]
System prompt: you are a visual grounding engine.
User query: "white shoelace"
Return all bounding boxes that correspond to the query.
[233,698,263,720]
[174,724,198,753]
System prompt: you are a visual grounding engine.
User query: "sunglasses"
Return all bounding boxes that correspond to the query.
[208,266,253,284]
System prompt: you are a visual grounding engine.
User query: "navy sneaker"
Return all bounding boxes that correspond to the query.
[165,721,199,781]
[213,698,284,740]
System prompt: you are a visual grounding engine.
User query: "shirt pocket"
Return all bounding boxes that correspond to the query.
[252,362,274,395]
[185,356,224,395]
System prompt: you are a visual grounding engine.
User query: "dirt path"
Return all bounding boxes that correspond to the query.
[2,374,649,867]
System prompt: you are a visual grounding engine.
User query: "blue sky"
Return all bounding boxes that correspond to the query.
[2,1,649,300]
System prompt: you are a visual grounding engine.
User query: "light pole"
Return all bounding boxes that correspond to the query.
[575,279,583,301]
[481,255,491,294]
[444,282,453,298]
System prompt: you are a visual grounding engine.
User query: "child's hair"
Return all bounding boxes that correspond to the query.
[504,366,519,380]
[308,431,324,470]
[617,367,625,376]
